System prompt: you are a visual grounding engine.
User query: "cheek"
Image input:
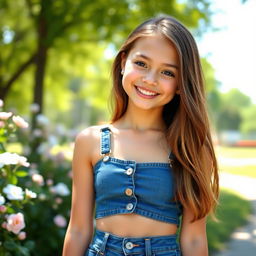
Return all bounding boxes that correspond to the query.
[162,80,178,95]
[123,68,141,84]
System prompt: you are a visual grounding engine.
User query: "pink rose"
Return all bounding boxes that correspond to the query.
[12,115,29,129]
[6,213,25,234]
[1,221,7,229]
[0,205,7,213]
[0,112,12,120]
[32,173,44,186]
[53,215,67,227]
[18,231,26,240]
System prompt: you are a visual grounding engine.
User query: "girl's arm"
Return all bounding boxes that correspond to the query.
[180,208,208,256]
[62,129,95,256]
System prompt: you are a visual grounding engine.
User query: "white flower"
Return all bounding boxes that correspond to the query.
[0,99,3,108]
[25,189,37,199]
[3,184,24,200]
[36,114,49,126]
[0,194,5,205]
[12,115,29,128]
[52,183,70,196]
[0,112,12,120]
[0,152,30,167]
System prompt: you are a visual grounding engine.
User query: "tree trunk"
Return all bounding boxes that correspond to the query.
[30,0,49,162]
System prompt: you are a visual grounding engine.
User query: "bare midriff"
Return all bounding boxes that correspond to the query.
[96,213,178,237]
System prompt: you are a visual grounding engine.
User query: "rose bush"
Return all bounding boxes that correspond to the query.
[0,100,72,255]
[0,101,37,256]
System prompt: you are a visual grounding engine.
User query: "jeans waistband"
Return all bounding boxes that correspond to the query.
[90,229,179,256]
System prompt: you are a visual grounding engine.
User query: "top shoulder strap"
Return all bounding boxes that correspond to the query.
[100,127,111,155]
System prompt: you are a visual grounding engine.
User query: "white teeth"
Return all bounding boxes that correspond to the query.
[136,87,158,96]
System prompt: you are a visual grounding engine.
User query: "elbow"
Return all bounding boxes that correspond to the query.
[180,236,208,256]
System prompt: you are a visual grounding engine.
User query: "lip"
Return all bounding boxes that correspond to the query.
[135,85,159,99]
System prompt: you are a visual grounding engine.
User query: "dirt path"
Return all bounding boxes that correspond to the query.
[214,173,256,256]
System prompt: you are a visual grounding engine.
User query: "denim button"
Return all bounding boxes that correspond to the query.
[103,156,110,162]
[125,242,134,249]
[126,168,133,175]
[126,203,133,210]
[125,188,133,196]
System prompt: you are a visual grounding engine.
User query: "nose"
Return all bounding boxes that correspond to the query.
[142,71,157,86]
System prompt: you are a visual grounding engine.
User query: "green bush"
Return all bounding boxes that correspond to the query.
[208,188,252,254]
[0,100,72,255]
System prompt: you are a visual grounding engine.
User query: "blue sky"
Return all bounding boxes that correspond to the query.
[197,0,256,103]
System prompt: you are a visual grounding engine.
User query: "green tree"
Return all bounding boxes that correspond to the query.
[240,105,256,135]
[216,89,252,132]
[201,57,221,126]
[1,0,213,123]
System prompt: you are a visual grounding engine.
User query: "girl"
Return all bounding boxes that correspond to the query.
[62,15,219,256]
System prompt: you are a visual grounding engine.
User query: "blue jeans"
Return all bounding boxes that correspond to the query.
[85,229,181,256]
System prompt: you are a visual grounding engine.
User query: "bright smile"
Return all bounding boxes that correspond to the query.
[135,86,159,98]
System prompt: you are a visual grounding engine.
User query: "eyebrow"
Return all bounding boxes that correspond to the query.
[134,53,179,69]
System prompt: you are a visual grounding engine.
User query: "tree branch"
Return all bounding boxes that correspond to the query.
[0,53,36,99]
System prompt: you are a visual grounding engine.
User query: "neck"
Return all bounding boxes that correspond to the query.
[114,102,166,132]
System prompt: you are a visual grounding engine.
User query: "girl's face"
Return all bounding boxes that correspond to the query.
[121,33,179,112]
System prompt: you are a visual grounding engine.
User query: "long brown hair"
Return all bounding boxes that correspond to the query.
[110,16,219,221]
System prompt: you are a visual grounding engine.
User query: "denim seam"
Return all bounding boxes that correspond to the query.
[95,208,178,224]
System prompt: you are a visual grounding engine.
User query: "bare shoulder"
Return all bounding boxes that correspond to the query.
[74,124,109,165]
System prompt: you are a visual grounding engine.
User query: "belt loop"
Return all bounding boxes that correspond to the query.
[98,232,110,256]
[145,238,152,256]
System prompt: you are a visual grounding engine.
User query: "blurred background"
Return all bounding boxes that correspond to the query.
[0,0,255,255]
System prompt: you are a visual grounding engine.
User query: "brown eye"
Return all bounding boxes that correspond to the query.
[162,70,175,77]
[134,61,147,67]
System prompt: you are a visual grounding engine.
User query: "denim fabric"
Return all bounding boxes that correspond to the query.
[85,229,181,256]
[94,127,182,225]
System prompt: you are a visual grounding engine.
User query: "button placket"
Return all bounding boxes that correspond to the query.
[124,164,137,213]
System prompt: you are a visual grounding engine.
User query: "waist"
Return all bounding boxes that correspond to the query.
[96,214,178,237]
[88,228,180,256]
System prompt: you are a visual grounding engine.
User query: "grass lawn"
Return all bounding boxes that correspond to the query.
[216,146,256,159]
[216,146,256,178]
[219,165,256,178]
[207,188,252,254]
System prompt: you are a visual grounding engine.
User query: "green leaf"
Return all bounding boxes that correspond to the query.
[10,175,18,185]
[16,170,28,177]
[3,241,17,251]
[17,246,30,256]
[24,240,35,250]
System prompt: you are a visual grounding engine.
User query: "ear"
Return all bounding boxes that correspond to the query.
[176,88,180,95]
[121,52,127,70]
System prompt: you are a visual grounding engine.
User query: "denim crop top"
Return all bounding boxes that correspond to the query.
[93,127,183,226]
